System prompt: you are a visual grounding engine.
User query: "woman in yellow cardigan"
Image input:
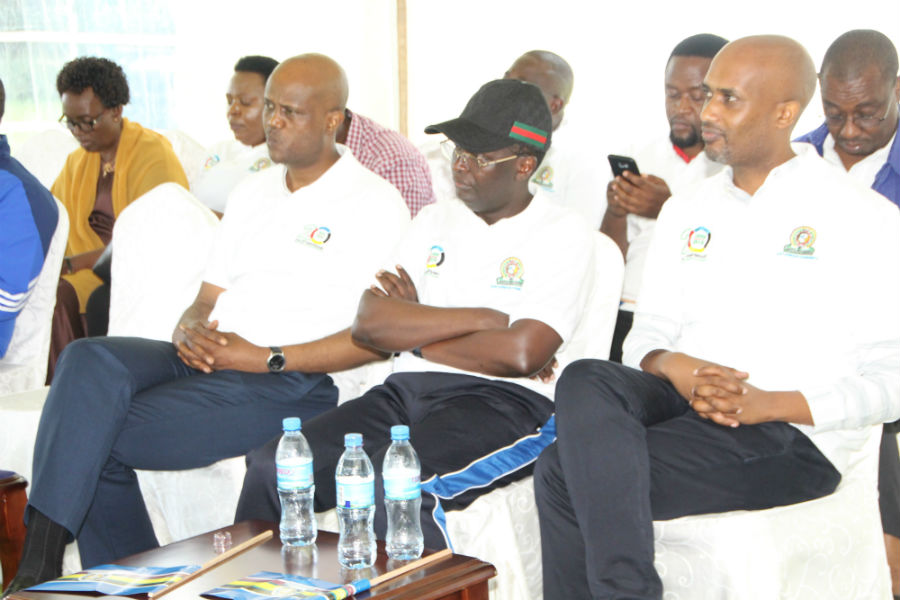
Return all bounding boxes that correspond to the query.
[49,57,188,378]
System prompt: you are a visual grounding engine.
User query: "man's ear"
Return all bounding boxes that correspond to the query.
[549,96,565,116]
[111,105,124,122]
[325,109,344,134]
[774,100,801,130]
[517,155,538,179]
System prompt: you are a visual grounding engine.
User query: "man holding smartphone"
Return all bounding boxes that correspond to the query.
[602,33,728,361]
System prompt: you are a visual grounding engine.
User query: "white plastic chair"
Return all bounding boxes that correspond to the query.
[0,197,68,394]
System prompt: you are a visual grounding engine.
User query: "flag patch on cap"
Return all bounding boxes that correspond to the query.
[509,121,548,148]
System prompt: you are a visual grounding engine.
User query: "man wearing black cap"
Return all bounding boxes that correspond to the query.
[235,79,611,549]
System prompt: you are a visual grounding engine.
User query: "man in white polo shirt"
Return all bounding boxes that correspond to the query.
[235,79,615,550]
[535,35,900,599]
[602,33,728,361]
[3,53,409,597]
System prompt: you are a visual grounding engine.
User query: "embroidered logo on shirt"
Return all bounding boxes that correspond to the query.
[249,157,272,172]
[781,226,816,258]
[494,257,525,289]
[681,226,711,260]
[425,245,445,277]
[203,154,221,170]
[531,166,554,190]
[298,225,332,249]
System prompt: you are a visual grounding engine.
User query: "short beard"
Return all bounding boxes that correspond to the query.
[670,127,700,150]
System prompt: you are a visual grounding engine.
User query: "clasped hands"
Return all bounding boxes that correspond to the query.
[173,319,263,373]
[658,352,775,428]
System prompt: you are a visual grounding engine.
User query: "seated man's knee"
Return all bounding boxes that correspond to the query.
[556,359,623,412]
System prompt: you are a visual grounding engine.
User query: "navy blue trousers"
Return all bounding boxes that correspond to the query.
[28,336,337,568]
[535,360,840,600]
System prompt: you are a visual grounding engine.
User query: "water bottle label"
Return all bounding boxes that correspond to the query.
[384,471,421,501]
[336,475,375,508]
[276,457,313,490]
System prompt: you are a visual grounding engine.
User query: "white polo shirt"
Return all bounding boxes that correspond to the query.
[192,140,273,213]
[822,130,896,187]
[624,144,900,474]
[204,146,410,347]
[390,191,597,399]
[620,137,722,309]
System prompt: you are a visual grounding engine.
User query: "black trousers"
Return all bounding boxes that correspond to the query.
[235,372,554,550]
[535,360,840,600]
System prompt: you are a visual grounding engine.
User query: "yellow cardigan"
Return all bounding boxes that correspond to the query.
[52,118,189,310]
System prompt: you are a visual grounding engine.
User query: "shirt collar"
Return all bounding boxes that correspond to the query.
[822,129,896,185]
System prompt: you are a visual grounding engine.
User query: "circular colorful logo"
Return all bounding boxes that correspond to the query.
[789,226,816,249]
[500,257,523,279]
[203,154,221,170]
[687,227,712,253]
[308,226,331,245]
[426,245,445,269]
[249,157,272,172]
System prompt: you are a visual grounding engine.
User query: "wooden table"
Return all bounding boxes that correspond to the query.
[11,520,495,600]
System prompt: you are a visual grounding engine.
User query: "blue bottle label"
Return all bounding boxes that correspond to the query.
[383,470,421,500]
[276,457,313,490]
[336,475,375,508]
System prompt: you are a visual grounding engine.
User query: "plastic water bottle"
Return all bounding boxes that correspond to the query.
[276,417,316,546]
[335,433,376,568]
[383,425,424,560]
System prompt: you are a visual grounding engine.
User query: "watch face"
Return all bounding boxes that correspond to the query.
[268,350,286,372]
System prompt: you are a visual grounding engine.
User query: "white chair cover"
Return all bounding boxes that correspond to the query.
[0,197,68,394]
[159,130,208,192]
[107,182,219,340]
[653,425,890,599]
[11,129,78,190]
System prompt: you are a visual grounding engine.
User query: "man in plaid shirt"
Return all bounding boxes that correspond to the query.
[337,109,435,217]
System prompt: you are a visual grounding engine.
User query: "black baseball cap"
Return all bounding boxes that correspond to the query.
[425,79,552,154]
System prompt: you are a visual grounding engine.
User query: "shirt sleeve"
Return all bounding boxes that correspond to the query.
[505,216,597,346]
[801,203,900,431]
[622,199,684,368]
[0,176,44,357]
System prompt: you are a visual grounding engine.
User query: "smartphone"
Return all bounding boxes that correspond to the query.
[608,154,641,177]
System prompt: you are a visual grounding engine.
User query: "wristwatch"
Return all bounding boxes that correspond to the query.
[266,347,286,373]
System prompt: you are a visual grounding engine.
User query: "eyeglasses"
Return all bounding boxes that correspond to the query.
[59,109,108,133]
[824,102,893,130]
[440,140,519,170]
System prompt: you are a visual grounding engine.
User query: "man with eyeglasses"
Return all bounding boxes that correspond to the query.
[235,79,618,551]
[2,54,410,598]
[0,77,60,360]
[796,28,900,596]
[601,33,728,363]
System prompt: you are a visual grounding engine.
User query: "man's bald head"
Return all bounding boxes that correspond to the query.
[821,29,899,85]
[715,35,817,119]
[701,36,816,185]
[263,53,349,180]
[504,50,573,130]
[273,53,349,112]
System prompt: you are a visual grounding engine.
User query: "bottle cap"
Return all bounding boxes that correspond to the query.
[344,432,363,447]
[282,417,301,431]
[390,425,410,441]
